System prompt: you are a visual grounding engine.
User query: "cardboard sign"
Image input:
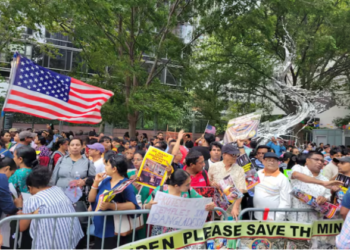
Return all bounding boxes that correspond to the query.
[147,191,212,230]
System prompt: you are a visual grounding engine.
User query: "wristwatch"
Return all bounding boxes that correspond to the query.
[238,146,244,149]
[17,207,23,210]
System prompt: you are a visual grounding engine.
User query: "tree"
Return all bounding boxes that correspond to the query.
[194,0,350,117]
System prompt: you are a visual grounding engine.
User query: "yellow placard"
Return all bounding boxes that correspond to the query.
[136,146,174,189]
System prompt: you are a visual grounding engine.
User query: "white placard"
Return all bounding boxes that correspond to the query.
[146,191,212,229]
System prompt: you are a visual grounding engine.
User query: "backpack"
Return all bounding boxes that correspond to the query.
[201,170,210,186]
[48,151,64,172]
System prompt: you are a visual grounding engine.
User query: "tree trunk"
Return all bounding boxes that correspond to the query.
[128,112,139,137]
[99,121,105,134]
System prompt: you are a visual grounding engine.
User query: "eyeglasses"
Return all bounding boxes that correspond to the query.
[310,158,324,163]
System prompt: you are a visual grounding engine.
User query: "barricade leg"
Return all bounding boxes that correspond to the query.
[51,218,58,249]
[86,216,91,250]
[117,215,122,248]
[14,220,19,250]
[33,218,40,249]
[132,214,137,242]
[101,215,107,250]
[69,217,74,248]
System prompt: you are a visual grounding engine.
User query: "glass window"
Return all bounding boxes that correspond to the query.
[49,49,66,70]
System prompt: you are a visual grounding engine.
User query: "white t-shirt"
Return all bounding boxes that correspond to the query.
[94,158,105,174]
[290,165,331,222]
[253,169,292,220]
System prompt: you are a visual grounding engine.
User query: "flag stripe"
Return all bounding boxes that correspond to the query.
[69,89,111,100]
[70,86,111,95]
[4,105,101,123]
[71,78,113,95]
[6,98,101,118]
[10,87,102,112]
[68,95,105,109]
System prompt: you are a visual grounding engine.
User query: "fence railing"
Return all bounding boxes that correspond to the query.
[0,207,227,250]
[239,207,315,221]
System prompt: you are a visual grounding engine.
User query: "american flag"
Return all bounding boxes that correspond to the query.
[205,124,216,135]
[3,55,113,124]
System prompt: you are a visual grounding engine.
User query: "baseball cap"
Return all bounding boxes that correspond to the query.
[87,143,105,153]
[263,152,280,160]
[19,131,37,140]
[334,157,350,163]
[9,128,17,132]
[222,144,240,156]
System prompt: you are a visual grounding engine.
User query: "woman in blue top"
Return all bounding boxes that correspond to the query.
[10,146,37,193]
[88,154,140,249]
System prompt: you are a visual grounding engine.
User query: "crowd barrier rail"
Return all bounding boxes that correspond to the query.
[239,207,315,221]
[0,207,227,250]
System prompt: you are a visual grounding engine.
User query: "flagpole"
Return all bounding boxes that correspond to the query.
[204,120,209,133]
[0,53,19,130]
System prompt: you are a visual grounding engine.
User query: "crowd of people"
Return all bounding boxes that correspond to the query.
[0,126,349,249]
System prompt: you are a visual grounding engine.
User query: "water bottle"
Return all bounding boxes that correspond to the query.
[136,194,142,209]
[74,171,80,180]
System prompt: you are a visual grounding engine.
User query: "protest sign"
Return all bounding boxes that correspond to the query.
[223,111,262,144]
[236,154,260,190]
[218,175,243,204]
[290,187,338,219]
[193,187,229,217]
[95,179,135,211]
[147,191,212,230]
[119,220,342,249]
[136,146,173,189]
[332,173,350,206]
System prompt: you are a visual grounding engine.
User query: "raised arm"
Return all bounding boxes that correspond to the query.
[172,130,184,156]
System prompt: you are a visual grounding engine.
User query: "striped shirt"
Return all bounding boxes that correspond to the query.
[23,186,84,249]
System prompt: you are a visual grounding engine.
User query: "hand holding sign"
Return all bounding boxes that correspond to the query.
[205,202,215,211]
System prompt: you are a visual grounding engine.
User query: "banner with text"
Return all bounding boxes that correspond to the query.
[120,220,342,249]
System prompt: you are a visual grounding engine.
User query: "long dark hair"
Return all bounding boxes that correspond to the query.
[15,146,39,168]
[166,169,190,187]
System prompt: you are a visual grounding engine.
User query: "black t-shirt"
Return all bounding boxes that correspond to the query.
[189,146,210,161]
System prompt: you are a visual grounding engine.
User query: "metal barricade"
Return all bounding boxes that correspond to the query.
[0,207,227,249]
[239,207,315,221]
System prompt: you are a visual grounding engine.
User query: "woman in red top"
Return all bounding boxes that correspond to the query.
[51,138,68,170]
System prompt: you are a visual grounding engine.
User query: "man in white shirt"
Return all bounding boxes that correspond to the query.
[87,143,105,174]
[204,142,222,171]
[290,151,342,222]
[323,147,342,180]
[254,152,292,221]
